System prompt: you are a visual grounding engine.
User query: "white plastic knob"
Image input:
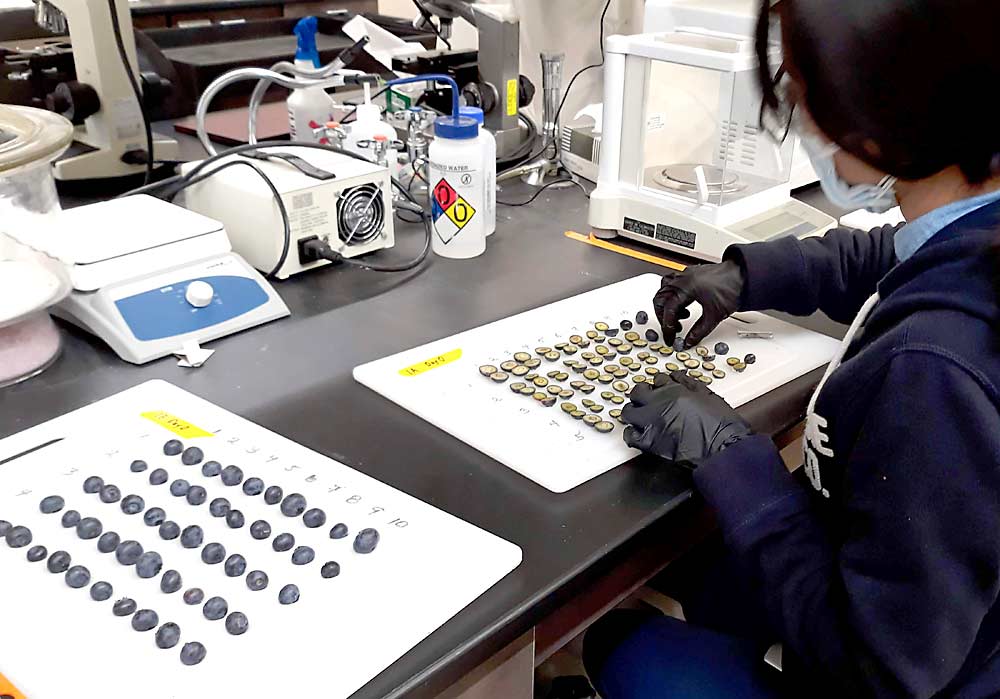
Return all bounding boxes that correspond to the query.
[185,280,214,308]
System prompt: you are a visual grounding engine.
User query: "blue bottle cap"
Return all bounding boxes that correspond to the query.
[434,115,479,140]
[294,16,320,68]
[459,106,485,125]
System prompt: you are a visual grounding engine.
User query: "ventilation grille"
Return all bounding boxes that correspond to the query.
[337,183,385,246]
[561,125,601,164]
[719,120,758,169]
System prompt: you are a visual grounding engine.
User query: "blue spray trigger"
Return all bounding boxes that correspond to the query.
[294,16,320,68]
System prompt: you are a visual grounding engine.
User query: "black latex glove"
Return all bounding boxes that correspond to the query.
[622,371,753,468]
[652,260,745,348]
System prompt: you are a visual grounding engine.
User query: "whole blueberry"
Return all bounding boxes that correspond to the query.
[203,596,228,621]
[155,622,181,649]
[673,337,686,352]
[0,520,11,537]
[181,446,204,465]
[130,460,148,473]
[620,319,633,331]
[99,485,121,504]
[39,495,65,514]
[163,440,183,456]
[26,545,47,562]
[115,540,143,566]
[246,570,269,591]
[159,521,181,540]
[329,523,349,540]
[180,525,203,549]
[143,508,166,527]
[291,546,315,565]
[180,641,207,666]
[76,517,103,540]
[82,476,104,494]
[90,581,113,601]
[201,543,226,565]
[132,609,159,632]
[161,569,183,594]
[744,353,757,365]
[302,508,326,529]
[225,611,249,636]
[636,310,649,325]
[113,598,137,616]
[250,520,271,540]
[97,531,121,553]
[136,551,164,579]
[149,469,169,486]
[183,588,204,605]
[201,461,221,477]
[65,565,91,589]
[47,550,71,573]
[320,561,341,579]
[185,486,207,506]
[353,528,380,554]
[208,498,230,518]
[242,478,264,496]
[226,510,245,529]
[220,466,244,487]
[279,493,307,518]
[5,525,32,548]
[169,479,190,497]
[714,342,730,356]
[645,328,660,342]
[272,533,295,552]
[278,584,300,605]
[224,554,247,578]
[263,485,283,505]
[120,494,145,515]
[61,510,81,528]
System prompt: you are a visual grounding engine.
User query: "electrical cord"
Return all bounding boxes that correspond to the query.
[497,178,590,207]
[107,0,153,184]
[412,0,452,50]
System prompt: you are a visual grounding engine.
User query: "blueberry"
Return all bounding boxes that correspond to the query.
[246,570,269,591]
[226,510,245,529]
[224,554,247,578]
[714,342,730,356]
[353,528,380,554]
[65,565,91,588]
[272,533,295,552]
[185,486,206,506]
[250,520,271,540]
[279,493,307,517]
[5,525,32,548]
[302,508,326,529]
[90,581,113,601]
[132,609,159,632]
[673,337,686,352]
[220,466,244,486]
[154,520,181,542]
[0,520,11,536]
[320,561,341,579]
[181,446,203,465]
[291,546,315,565]
[130,459,148,473]
[208,498,230,517]
[636,310,649,325]
[156,622,181,649]
[61,510,81,528]
[113,598,137,616]
[99,484,121,504]
[201,461,221,477]
[47,550,71,573]
[620,319,633,331]
[39,495,65,514]
[116,540,144,566]
[604,328,619,337]
[645,328,660,342]
[143,508,166,527]
[183,588,204,605]
[180,525,203,549]
[744,353,757,365]
[149,469,169,486]
[203,596,228,621]
[169,479,190,497]
[76,517,103,540]
[263,485,283,505]
[161,570,183,594]
[26,545,47,562]
[278,584,300,605]
[136,551,164,579]
[201,543,226,565]
[120,494,145,515]
[329,523,349,540]
[83,476,104,494]
[225,611,249,636]
[97,531,121,553]
[240,477,264,497]
[180,641,207,666]
[163,440,183,456]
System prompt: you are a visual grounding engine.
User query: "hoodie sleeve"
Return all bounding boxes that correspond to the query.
[723,224,901,324]
[693,349,1000,698]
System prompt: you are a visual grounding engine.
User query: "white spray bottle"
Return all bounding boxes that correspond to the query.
[287,16,335,142]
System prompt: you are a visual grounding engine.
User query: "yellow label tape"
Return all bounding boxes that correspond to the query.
[141,411,214,439]
[399,349,462,377]
[506,79,518,117]
[0,672,25,699]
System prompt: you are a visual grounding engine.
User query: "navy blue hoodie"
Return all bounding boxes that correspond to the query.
[693,199,1000,698]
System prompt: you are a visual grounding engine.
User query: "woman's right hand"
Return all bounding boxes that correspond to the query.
[653,260,746,348]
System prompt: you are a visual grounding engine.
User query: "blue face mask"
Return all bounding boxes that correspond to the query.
[800,133,899,213]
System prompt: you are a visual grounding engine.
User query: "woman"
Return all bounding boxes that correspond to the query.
[584,1,1000,697]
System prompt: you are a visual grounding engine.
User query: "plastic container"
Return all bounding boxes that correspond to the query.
[428,115,486,259]
[459,106,497,236]
[345,83,399,173]
[287,17,335,143]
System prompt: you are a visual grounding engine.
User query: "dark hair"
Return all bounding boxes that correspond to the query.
[756,0,1000,185]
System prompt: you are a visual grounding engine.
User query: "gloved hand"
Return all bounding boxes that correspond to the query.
[622,371,753,468]
[653,260,745,348]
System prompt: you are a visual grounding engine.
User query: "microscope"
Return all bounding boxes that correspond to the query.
[32,0,178,180]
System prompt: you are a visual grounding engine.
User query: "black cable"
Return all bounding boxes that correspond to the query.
[412,0,452,50]
[107,0,153,185]
[497,178,589,207]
